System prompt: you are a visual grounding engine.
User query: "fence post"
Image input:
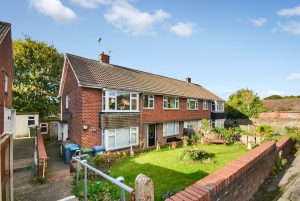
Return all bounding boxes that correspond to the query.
[117,176,125,201]
[134,174,154,201]
[83,160,87,201]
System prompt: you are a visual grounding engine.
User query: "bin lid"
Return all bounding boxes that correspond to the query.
[93,146,105,151]
[70,146,80,151]
[81,147,93,153]
[64,144,79,149]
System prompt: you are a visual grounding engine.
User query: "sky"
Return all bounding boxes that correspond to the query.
[1,0,300,100]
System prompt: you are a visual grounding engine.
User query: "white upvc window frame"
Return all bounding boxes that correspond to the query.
[103,90,139,112]
[4,74,8,93]
[40,123,48,134]
[163,122,179,136]
[163,97,179,110]
[28,116,35,126]
[66,95,70,109]
[143,94,154,109]
[203,100,208,110]
[187,99,198,110]
[212,101,224,112]
[105,127,139,151]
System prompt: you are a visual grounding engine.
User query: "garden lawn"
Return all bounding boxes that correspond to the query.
[109,144,248,200]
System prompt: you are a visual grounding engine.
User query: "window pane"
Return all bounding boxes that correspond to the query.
[131,99,137,110]
[109,97,116,110]
[117,92,130,110]
[149,99,154,108]
[144,95,149,107]
[116,128,130,148]
[189,100,195,109]
[108,136,115,148]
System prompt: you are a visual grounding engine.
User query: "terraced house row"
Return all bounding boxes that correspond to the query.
[59,52,225,151]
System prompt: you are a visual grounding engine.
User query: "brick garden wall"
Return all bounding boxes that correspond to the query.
[36,127,48,177]
[167,137,293,201]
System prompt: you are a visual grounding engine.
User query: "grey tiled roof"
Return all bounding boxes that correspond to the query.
[0,21,11,43]
[66,53,224,101]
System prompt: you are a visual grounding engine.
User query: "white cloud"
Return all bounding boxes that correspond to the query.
[29,0,77,23]
[278,5,300,17]
[267,90,285,96]
[170,22,197,37]
[70,0,112,9]
[288,73,300,80]
[278,21,300,35]
[250,18,267,27]
[104,0,170,36]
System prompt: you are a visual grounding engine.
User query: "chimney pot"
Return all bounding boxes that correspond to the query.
[185,77,191,83]
[100,52,110,64]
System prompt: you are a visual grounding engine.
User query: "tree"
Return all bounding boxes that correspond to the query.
[13,37,64,118]
[225,88,264,119]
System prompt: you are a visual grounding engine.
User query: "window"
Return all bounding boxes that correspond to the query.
[28,116,35,126]
[203,100,208,110]
[144,95,154,109]
[212,101,224,112]
[212,119,224,128]
[187,99,198,110]
[184,120,201,129]
[104,90,139,112]
[106,127,139,150]
[4,74,8,93]
[40,123,48,134]
[163,97,179,109]
[66,95,70,109]
[163,122,179,136]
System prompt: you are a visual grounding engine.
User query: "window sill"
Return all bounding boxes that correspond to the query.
[163,134,179,138]
[163,108,180,110]
[187,109,199,111]
[102,110,140,113]
[143,107,154,110]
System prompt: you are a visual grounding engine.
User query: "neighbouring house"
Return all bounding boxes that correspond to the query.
[260,98,300,119]
[0,21,14,201]
[39,117,68,141]
[15,112,39,138]
[0,21,15,136]
[59,52,225,151]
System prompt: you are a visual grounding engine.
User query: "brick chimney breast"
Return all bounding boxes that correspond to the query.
[100,52,110,64]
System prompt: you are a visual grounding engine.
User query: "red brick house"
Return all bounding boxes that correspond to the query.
[59,52,225,150]
[0,21,14,201]
[0,21,14,135]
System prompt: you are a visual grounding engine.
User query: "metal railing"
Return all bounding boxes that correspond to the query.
[72,155,133,201]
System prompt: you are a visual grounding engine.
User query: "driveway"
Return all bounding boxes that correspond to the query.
[14,139,77,201]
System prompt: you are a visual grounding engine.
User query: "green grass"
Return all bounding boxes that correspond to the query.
[109,144,248,200]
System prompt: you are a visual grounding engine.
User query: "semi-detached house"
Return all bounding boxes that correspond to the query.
[59,52,225,151]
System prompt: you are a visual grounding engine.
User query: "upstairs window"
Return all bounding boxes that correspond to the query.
[104,90,139,112]
[4,74,8,93]
[144,95,154,109]
[212,101,224,112]
[203,100,208,110]
[187,99,198,110]
[163,97,179,109]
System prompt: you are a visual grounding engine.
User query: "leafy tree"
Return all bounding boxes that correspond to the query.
[264,95,282,100]
[225,88,264,119]
[13,37,64,118]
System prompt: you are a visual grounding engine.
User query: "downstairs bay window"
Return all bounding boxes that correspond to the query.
[105,127,139,150]
[163,122,179,136]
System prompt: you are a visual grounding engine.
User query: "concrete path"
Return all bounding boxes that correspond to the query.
[14,139,77,201]
[277,151,300,201]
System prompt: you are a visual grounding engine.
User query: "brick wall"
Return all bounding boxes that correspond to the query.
[167,137,293,201]
[36,127,48,177]
[0,28,13,134]
[142,96,210,123]
[61,61,83,145]
[81,87,101,147]
[260,111,300,119]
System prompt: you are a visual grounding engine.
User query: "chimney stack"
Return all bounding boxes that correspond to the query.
[100,52,110,64]
[185,77,191,83]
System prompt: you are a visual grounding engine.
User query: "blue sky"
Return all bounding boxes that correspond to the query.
[1,0,300,100]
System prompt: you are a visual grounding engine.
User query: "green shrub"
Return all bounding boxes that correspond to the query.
[289,131,300,144]
[285,127,299,133]
[257,125,272,137]
[32,177,48,184]
[181,136,188,147]
[274,156,288,173]
[91,152,128,171]
[180,149,214,162]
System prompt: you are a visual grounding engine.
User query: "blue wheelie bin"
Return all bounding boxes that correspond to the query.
[64,144,80,164]
[92,145,105,156]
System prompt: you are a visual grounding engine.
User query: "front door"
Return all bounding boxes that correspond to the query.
[148,124,156,147]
